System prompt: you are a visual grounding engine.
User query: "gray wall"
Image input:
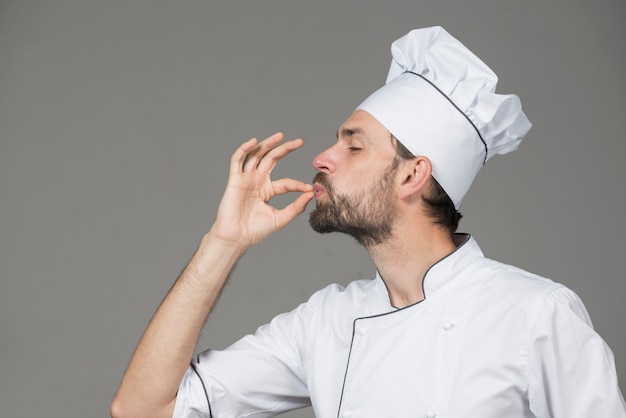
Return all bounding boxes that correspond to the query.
[1,1,624,417]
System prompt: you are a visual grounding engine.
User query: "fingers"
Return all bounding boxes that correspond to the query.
[255,138,304,174]
[241,132,285,173]
[271,178,314,196]
[270,178,314,230]
[274,190,316,230]
[230,137,259,177]
[230,132,304,176]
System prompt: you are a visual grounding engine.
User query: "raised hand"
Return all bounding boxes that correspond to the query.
[210,132,315,249]
[111,132,315,418]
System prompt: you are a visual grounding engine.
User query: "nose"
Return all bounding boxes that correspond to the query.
[312,145,337,173]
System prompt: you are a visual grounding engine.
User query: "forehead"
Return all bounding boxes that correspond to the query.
[337,110,392,145]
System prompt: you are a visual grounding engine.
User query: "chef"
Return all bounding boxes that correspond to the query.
[111,26,626,418]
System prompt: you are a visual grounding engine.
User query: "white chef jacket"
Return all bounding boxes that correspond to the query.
[173,235,626,418]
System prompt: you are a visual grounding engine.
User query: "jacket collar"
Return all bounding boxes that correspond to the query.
[374,233,484,307]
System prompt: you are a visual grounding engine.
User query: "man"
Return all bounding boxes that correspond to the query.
[111,27,626,418]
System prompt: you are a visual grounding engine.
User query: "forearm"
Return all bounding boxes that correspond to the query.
[111,232,247,418]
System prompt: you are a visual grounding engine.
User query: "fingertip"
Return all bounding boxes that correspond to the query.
[301,190,316,204]
[270,132,284,140]
[293,191,315,212]
[242,137,258,149]
[287,137,305,150]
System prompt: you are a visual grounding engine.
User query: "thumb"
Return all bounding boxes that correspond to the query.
[274,191,315,230]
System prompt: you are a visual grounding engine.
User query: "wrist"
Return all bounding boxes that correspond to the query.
[186,231,248,279]
[203,228,251,255]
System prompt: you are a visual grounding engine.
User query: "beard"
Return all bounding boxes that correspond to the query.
[309,160,398,247]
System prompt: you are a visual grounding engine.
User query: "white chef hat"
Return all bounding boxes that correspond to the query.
[356,26,531,208]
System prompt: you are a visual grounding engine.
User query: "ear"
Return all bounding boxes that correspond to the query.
[397,156,432,200]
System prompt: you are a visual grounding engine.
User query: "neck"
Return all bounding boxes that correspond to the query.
[366,223,457,308]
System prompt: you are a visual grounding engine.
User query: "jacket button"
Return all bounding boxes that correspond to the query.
[425,409,437,418]
[340,411,353,418]
[357,326,368,336]
[442,320,455,331]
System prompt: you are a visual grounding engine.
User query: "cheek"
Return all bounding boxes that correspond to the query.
[333,156,395,194]
[334,172,373,197]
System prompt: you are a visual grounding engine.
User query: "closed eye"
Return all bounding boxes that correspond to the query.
[348,147,362,152]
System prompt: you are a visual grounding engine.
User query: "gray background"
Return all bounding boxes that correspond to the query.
[1,1,625,417]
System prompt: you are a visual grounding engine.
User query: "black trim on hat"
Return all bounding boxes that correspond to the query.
[404,71,488,165]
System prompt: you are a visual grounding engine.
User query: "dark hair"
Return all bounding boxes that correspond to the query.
[392,135,462,234]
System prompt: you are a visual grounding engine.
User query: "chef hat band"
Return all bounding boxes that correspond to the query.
[356,26,532,208]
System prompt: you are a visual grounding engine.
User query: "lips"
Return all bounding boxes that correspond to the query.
[312,173,331,199]
[313,183,325,198]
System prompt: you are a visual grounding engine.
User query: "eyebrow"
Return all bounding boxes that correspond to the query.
[336,127,365,139]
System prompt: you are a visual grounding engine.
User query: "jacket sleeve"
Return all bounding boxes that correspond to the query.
[172,300,315,418]
[527,286,626,418]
